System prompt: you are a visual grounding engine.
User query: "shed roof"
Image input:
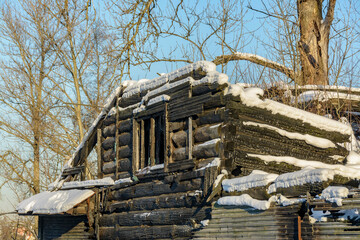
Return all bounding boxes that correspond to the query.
[16,189,94,215]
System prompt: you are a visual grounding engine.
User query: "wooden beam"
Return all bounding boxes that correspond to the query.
[97,128,103,179]
[132,119,139,174]
[150,118,155,166]
[140,120,145,169]
[115,97,120,180]
[164,103,170,172]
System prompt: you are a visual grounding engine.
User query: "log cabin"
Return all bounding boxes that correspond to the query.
[16,61,360,239]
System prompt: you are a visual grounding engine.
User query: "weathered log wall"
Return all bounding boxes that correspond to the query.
[223,95,351,177]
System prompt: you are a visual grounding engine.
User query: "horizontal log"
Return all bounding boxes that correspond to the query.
[102,149,115,162]
[173,147,187,162]
[196,157,219,169]
[164,168,205,183]
[118,145,132,158]
[102,159,131,174]
[118,106,136,120]
[226,100,350,143]
[203,91,227,109]
[194,124,221,143]
[100,207,211,227]
[226,126,345,164]
[167,159,195,172]
[195,107,226,126]
[102,137,115,151]
[118,132,132,146]
[99,225,192,240]
[109,191,202,213]
[103,114,115,126]
[192,81,228,96]
[118,119,132,133]
[172,131,187,148]
[169,120,187,132]
[118,94,142,108]
[193,139,220,159]
[103,124,116,138]
[109,178,202,201]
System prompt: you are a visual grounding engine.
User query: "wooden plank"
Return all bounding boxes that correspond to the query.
[140,120,145,169]
[97,128,103,179]
[167,159,195,172]
[109,178,202,201]
[99,207,211,227]
[150,118,156,166]
[109,191,203,213]
[132,119,139,173]
[62,166,85,176]
[115,97,120,180]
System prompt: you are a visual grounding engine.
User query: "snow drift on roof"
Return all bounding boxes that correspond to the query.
[227,84,353,136]
[17,189,94,215]
[222,170,278,192]
[217,194,271,210]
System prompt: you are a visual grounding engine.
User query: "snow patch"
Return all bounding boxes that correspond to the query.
[319,186,349,206]
[227,84,353,135]
[114,177,133,185]
[222,170,278,192]
[217,194,271,210]
[17,189,95,214]
[248,153,360,179]
[267,167,335,194]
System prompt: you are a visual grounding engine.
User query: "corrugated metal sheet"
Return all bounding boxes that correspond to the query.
[192,204,306,240]
[39,215,93,240]
[310,196,360,239]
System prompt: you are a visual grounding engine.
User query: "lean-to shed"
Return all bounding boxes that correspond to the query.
[17,61,360,239]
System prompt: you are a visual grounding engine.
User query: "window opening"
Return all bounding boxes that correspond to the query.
[155,115,165,164]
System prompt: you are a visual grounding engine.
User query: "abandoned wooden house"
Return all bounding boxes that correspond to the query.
[16,61,360,239]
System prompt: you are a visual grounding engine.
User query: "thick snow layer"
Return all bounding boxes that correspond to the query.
[114,177,133,185]
[339,117,360,152]
[320,186,349,206]
[267,167,335,193]
[222,170,278,192]
[192,71,228,86]
[227,84,353,136]
[243,121,336,149]
[217,194,270,210]
[293,90,360,103]
[122,61,216,99]
[346,151,360,165]
[61,177,114,190]
[17,189,95,214]
[248,153,360,179]
[147,94,170,106]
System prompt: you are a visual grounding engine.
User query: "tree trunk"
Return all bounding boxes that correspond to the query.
[297,0,336,85]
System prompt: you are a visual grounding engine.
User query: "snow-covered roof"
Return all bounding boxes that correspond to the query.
[17,189,94,215]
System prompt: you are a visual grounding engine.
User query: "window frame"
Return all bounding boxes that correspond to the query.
[132,103,169,174]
